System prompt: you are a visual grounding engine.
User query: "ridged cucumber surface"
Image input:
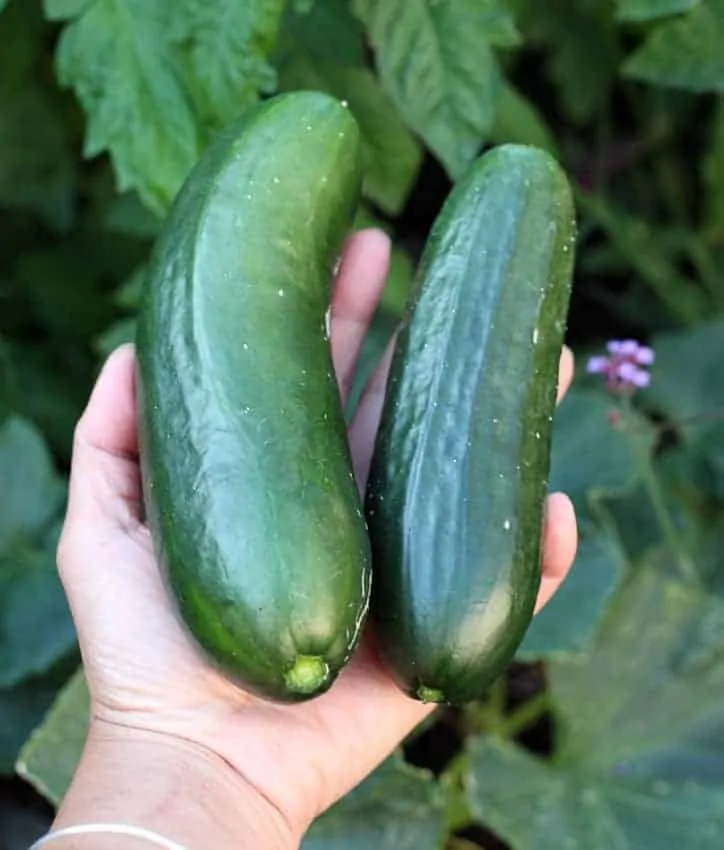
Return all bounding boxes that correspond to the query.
[136,92,371,703]
[365,144,576,704]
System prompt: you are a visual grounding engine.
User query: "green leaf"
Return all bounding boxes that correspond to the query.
[0,537,76,689]
[104,193,162,239]
[468,566,724,850]
[94,317,137,358]
[489,82,558,154]
[0,417,64,551]
[646,319,724,494]
[0,418,73,688]
[54,0,201,214]
[302,755,446,850]
[703,97,724,230]
[170,0,285,131]
[0,662,77,775]
[615,0,702,22]
[647,318,724,443]
[277,51,422,215]
[43,0,93,20]
[0,0,9,16]
[16,668,89,804]
[624,0,724,92]
[353,0,507,178]
[548,387,653,520]
[517,523,627,660]
[114,264,147,309]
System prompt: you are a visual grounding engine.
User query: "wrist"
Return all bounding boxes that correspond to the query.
[51,720,298,850]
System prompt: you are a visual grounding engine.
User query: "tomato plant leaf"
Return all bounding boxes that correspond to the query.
[353,0,509,178]
[624,0,724,92]
[169,0,286,132]
[54,0,201,214]
[277,49,422,215]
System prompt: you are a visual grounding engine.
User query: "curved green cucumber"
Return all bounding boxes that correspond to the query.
[365,144,576,705]
[136,92,370,703]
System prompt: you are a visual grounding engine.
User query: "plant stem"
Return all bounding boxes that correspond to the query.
[638,449,699,586]
[621,399,699,586]
[498,691,551,740]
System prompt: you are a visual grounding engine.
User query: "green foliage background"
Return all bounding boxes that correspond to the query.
[2,0,724,847]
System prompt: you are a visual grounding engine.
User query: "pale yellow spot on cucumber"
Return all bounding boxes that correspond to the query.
[284,656,330,694]
[416,685,445,703]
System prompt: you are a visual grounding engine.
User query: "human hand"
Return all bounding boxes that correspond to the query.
[57,228,577,843]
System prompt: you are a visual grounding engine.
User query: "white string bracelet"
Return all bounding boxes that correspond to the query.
[29,823,188,849]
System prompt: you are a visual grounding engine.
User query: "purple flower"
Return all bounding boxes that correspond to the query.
[587,339,654,394]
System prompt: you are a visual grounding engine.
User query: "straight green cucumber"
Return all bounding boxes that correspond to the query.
[365,145,576,705]
[136,92,370,703]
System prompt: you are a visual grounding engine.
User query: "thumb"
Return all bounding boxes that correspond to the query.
[60,343,143,545]
[56,344,165,650]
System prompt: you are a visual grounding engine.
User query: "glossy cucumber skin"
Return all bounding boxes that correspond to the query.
[136,92,371,703]
[365,145,576,705]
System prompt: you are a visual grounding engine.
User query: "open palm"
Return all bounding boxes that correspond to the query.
[57,228,577,838]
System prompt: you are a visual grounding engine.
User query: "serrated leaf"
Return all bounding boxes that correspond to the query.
[302,755,446,850]
[624,0,724,92]
[277,50,422,215]
[489,82,557,154]
[703,97,724,229]
[548,387,653,519]
[54,0,201,214]
[16,668,89,804]
[353,0,505,178]
[170,0,285,131]
[468,566,724,850]
[615,0,701,22]
[517,523,627,660]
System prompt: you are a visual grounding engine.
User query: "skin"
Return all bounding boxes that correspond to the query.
[54,228,577,847]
